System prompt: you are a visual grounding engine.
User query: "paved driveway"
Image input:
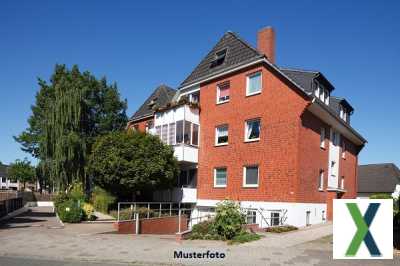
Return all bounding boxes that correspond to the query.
[0,207,398,266]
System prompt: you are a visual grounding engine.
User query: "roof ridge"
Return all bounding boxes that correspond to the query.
[226,31,263,56]
[359,163,397,167]
[280,67,320,74]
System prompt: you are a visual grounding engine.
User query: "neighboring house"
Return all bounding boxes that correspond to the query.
[128,26,366,227]
[357,163,400,199]
[0,163,19,190]
[127,85,176,132]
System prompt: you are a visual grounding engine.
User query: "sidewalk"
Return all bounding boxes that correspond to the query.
[0,206,62,230]
[244,222,333,248]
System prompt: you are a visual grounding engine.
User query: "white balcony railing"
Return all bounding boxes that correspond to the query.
[173,144,198,163]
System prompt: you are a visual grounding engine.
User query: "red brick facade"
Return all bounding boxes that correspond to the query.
[114,215,188,234]
[127,117,153,132]
[195,62,361,220]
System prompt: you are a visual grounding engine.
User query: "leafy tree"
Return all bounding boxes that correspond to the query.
[88,130,179,197]
[15,64,128,190]
[8,158,36,190]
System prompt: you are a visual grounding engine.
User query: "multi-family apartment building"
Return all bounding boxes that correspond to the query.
[127,27,366,227]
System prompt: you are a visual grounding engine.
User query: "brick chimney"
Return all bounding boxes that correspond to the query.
[257,27,275,64]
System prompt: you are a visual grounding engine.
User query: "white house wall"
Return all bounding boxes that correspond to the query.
[193,199,327,228]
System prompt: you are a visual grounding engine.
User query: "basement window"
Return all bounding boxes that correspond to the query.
[270,212,280,226]
[246,210,257,224]
[210,49,227,68]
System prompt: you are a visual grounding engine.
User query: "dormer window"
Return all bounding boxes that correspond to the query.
[315,82,329,105]
[148,98,157,107]
[210,49,227,68]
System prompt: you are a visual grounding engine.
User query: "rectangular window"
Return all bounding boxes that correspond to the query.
[161,124,168,143]
[188,169,197,188]
[179,170,188,187]
[190,91,200,104]
[184,121,191,145]
[271,212,280,226]
[245,119,260,141]
[215,125,228,145]
[320,127,325,149]
[319,85,325,102]
[169,123,176,145]
[246,210,257,224]
[325,89,330,105]
[247,72,262,95]
[147,120,154,132]
[243,165,259,187]
[342,141,346,159]
[217,81,230,103]
[192,124,199,146]
[214,168,227,187]
[318,170,324,191]
[176,121,183,144]
[155,126,161,138]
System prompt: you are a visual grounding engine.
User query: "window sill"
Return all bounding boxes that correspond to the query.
[245,138,260,143]
[215,143,228,147]
[214,185,227,188]
[243,184,259,188]
[216,100,229,105]
[246,91,261,97]
[318,188,324,192]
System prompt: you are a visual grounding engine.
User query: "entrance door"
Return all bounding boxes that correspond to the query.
[306,211,311,226]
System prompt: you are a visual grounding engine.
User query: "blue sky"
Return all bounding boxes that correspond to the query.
[0,1,399,167]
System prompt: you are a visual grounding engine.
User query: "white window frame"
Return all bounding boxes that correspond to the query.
[342,141,346,159]
[318,170,324,191]
[246,210,257,224]
[214,168,227,188]
[270,212,281,226]
[320,127,325,149]
[340,176,345,189]
[191,123,199,146]
[246,71,262,96]
[324,89,330,105]
[215,125,228,146]
[243,165,259,188]
[216,83,230,104]
[245,119,261,142]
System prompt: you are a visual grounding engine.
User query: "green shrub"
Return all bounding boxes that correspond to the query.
[57,200,83,223]
[228,232,261,244]
[369,193,393,199]
[82,203,96,221]
[54,191,70,211]
[265,225,298,233]
[189,220,221,240]
[213,200,245,240]
[91,187,116,213]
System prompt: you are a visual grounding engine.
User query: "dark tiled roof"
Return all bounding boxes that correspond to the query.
[358,163,400,193]
[280,68,319,94]
[180,31,263,88]
[130,85,176,121]
[0,163,9,178]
